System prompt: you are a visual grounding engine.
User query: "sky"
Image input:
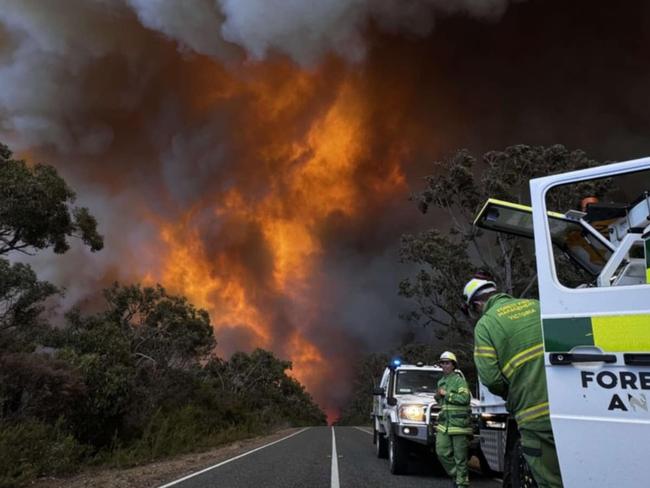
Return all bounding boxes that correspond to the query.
[1,0,650,418]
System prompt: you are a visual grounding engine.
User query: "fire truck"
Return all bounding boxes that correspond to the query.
[472,158,650,487]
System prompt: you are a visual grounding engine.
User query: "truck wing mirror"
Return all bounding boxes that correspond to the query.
[373,387,385,396]
[387,397,397,406]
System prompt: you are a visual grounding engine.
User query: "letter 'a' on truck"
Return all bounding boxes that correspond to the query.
[473,158,650,487]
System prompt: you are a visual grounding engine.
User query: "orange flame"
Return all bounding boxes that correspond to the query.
[149,57,406,415]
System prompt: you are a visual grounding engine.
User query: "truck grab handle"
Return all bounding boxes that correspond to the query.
[624,354,650,366]
[549,353,617,365]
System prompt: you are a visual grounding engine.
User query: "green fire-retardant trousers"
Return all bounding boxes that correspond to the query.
[435,432,470,487]
[520,428,563,488]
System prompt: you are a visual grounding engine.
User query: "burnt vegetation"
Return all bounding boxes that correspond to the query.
[0,143,325,488]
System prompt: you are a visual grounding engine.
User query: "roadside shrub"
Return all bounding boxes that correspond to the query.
[0,419,84,488]
[105,404,271,467]
[0,353,85,422]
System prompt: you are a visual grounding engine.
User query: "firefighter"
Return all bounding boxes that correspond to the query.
[464,277,563,488]
[435,351,472,488]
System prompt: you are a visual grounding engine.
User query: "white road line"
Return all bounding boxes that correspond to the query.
[331,427,340,488]
[353,426,372,435]
[158,427,310,488]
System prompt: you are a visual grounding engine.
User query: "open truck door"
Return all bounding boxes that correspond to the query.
[475,159,650,486]
[645,229,650,284]
[528,159,650,487]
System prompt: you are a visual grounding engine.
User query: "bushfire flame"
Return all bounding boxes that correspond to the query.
[151,58,406,418]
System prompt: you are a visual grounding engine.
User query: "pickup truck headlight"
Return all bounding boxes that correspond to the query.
[399,404,426,422]
[481,414,507,430]
[484,420,506,429]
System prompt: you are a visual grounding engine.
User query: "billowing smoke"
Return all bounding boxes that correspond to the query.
[0,0,514,152]
[2,0,650,417]
[216,0,511,64]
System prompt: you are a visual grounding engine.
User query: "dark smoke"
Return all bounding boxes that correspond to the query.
[2,0,650,416]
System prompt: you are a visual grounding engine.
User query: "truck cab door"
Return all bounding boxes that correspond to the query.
[529,159,650,487]
[643,230,650,284]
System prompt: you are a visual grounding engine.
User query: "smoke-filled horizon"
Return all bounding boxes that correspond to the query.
[2,0,650,418]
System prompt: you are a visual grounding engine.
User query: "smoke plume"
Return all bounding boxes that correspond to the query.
[2,0,650,418]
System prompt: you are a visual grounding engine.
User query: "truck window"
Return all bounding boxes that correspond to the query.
[474,199,610,283]
[544,168,650,288]
[395,370,443,394]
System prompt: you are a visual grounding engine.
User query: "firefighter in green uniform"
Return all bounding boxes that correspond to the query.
[435,351,472,488]
[464,277,563,488]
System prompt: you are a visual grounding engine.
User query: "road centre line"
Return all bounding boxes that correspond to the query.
[158,427,310,488]
[331,427,340,488]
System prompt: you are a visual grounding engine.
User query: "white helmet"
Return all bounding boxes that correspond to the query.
[439,351,458,364]
[463,278,497,305]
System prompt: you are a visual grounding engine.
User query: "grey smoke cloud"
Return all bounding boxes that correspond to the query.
[0,0,520,419]
[11,0,647,418]
[127,0,514,64]
[0,0,157,153]
[126,0,237,59]
[218,0,512,64]
[0,0,514,152]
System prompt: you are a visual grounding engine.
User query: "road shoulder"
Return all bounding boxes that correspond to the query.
[30,428,306,488]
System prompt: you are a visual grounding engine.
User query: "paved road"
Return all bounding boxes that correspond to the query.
[159,426,501,488]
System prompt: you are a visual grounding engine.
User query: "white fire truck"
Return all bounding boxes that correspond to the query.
[472,158,650,487]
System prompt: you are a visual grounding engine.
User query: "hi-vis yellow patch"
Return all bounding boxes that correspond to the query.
[592,315,650,351]
[544,314,650,352]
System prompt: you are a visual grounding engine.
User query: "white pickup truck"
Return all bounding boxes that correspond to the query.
[371,360,486,475]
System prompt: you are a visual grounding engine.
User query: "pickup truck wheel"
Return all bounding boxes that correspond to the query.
[517,445,537,488]
[375,428,389,458]
[388,432,408,475]
[503,437,537,488]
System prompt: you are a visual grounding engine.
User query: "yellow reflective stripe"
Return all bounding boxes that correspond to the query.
[475,352,497,358]
[486,198,566,219]
[473,198,565,226]
[502,343,544,379]
[475,346,496,354]
[457,388,469,393]
[475,346,497,358]
[440,405,470,411]
[516,402,549,424]
[592,314,650,352]
[436,425,473,435]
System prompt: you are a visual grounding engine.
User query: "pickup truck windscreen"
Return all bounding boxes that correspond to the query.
[395,370,443,394]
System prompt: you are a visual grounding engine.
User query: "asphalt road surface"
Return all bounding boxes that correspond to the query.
[159,426,501,488]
